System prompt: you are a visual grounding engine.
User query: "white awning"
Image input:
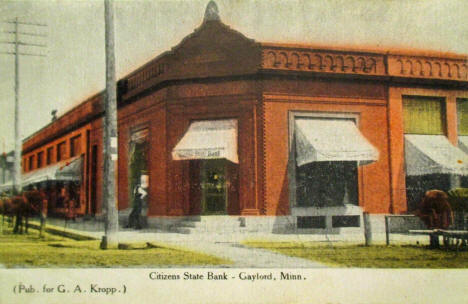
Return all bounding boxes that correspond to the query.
[405,135,468,176]
[459,136,468,154]
[22,156,82,186]
[172,119,238,163]
[294,118,379,166]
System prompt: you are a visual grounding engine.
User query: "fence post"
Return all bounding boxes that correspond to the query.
[363,212,372,246]
[385,215,390,246]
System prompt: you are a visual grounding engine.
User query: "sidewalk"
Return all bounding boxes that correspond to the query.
[31,217,430,268]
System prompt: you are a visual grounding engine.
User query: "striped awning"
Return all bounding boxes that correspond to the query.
[294,118,379,166]
[405,135,468,176]
[22,156,82,186]
[172,119,238,163]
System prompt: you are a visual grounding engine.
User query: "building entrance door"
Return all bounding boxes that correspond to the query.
[201,160,227,215]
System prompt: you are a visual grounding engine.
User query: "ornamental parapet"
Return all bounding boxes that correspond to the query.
[261,47,386,76]
[387,55,467,81]
[261,45,468,82]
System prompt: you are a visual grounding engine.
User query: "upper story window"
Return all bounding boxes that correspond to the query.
[70,135,82,157]
[403,96,446,135]
[46,147,54,165]
[37,151,44,168]
[457,98,468,136]
[29,155,35,171]
[57,141,66,161]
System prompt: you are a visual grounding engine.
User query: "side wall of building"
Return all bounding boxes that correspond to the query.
[22,124,93,215]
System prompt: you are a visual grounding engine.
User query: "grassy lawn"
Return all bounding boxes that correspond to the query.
[244,241,468,268]
[0,227,230,268]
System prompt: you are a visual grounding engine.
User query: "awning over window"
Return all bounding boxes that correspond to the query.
[294,118,379,167]
[405,135,468,176]
[459,136,468,154]
[22,156,83,186]
[172,119,238,163]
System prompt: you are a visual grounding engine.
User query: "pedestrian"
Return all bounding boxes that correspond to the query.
[127,175,148,229]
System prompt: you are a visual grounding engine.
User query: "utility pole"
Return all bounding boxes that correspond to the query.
[0,18,47,194]
[100,0,119,249]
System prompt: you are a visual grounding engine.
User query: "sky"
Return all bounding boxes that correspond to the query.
[0,0,467,152]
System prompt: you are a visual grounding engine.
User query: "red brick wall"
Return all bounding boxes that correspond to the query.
[262,79,391,214]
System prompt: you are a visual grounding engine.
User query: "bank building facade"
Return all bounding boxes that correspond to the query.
[10,2,468,234]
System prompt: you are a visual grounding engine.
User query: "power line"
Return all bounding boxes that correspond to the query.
[0,51,46,57]
[0,17,47,194]
[5,20,47,27]
[2,31,47,37]
[0,41,47,47]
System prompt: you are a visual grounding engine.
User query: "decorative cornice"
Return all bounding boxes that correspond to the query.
[261,46,468,82]
[387,55,467,80]
[261,48,386,76]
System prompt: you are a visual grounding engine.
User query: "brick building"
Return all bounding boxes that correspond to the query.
[15,2,468,233]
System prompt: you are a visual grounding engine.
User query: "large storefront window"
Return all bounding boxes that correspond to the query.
[296,161,358,207]
[290,115,378,208]
[128,128,149,207]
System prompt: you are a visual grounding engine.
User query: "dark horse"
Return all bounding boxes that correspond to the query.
[415,190,454,229]
[415,189,454,248]
[1,190,45,234]
[0,196,14,230]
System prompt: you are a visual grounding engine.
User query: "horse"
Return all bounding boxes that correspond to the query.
[414,189,454,248]
[23,189,48,235]
[10,194,31,234]
[415,189,454,230]
[0,196,14,230]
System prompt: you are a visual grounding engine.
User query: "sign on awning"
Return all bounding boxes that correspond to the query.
[459,136,468,154]
[22,156,83,186]
[405,135,468,176]
[172,119,238,163]
[294,118,379,167]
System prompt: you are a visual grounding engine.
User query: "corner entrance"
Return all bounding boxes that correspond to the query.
[172,119,239,215]
[201,160,227,215]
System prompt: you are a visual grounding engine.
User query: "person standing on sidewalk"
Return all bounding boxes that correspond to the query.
[127,175,148,229]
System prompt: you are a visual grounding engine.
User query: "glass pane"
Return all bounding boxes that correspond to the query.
[296,161,358,207]
[403,96,445,135]
[457,98,468,135]
[201,160,226,214]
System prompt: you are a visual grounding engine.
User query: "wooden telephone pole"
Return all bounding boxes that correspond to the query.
[100,0,119,249]
[0,18,47,194]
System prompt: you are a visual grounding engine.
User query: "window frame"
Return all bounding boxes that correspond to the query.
[288,111,361,208]
[402,95,446,135]
[457,98,468,136]
[56,141,66,162]
[70,135,82,157]
[46,147,54,165]
[37,151,44,168]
